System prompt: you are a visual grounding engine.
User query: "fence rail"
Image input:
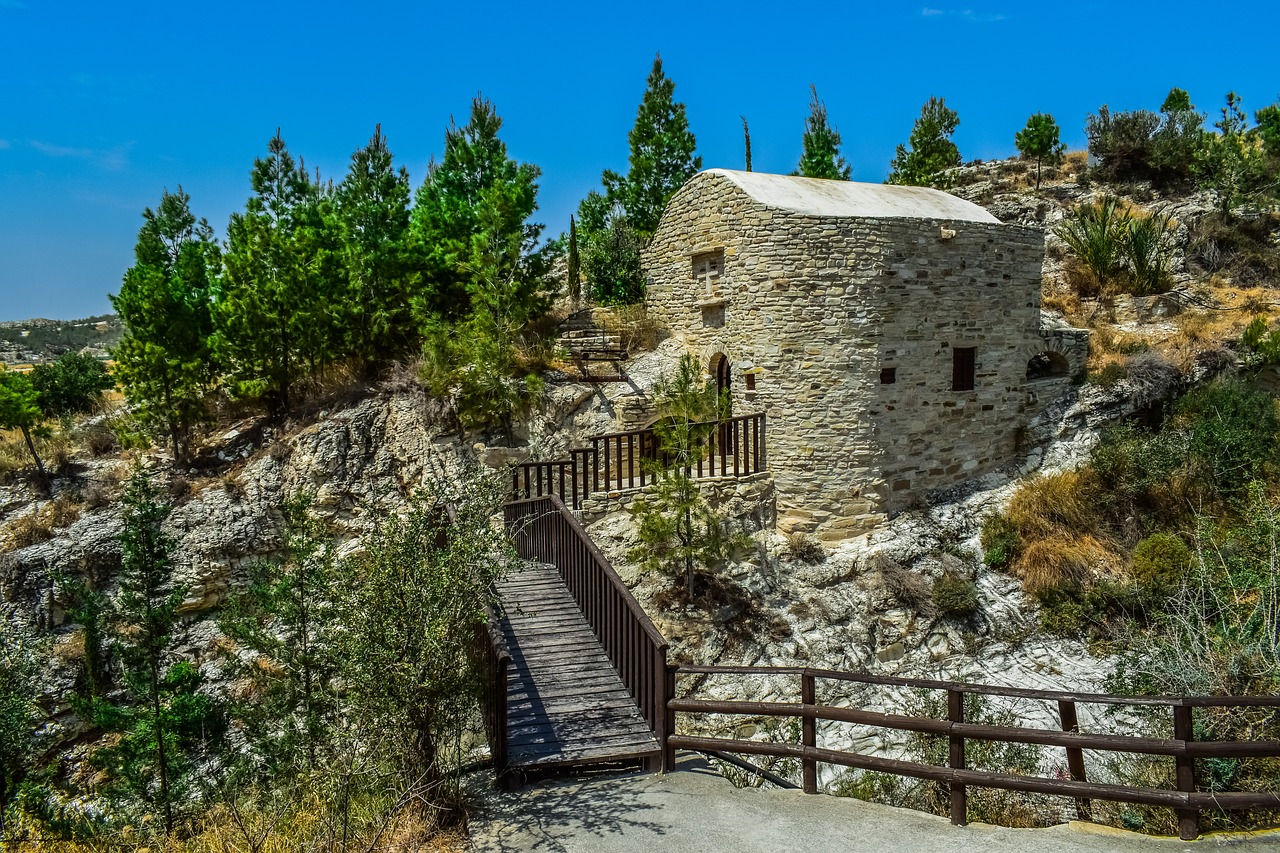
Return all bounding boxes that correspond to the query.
[666,665,1280,840]
[505,495,670,769]
[475,607,511,779]
[511,413,766,509]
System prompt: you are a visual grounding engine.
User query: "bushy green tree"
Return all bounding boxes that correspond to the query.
[338,471,509,820]
[111,188,220,462]
[601,54,702,239]
[1150,87,1205,184]
[1085,105,1160,182]
[794,85,851,180]
[1014,113,1065,191]
[583,208,644,306]
[629,354,743,600]
[30,353,114,419]
[221,494,341,779]
[92,470,223,832]
[888,97,961,187]
[334,125,414,368]
[566,215,582,305]
[0,367,48,480]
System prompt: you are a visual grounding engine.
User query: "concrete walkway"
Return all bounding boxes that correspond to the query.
[467,755,1280,852]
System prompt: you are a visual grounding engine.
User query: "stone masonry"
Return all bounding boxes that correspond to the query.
[644,169,1088,540]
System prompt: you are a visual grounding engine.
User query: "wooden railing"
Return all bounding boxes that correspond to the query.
[505,495,670,768]
[475,609,512,779]
[511,413,766,509]
[665,665,1280,840]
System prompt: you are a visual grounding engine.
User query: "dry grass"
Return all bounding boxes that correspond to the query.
[1013,534,1123,597]
[1005,470,1106,542]
[1,493,82,551]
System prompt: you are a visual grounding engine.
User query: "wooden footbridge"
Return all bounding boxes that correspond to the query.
[479,419,1280,840]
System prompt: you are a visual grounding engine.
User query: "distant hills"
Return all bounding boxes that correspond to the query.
[0,314,122,366]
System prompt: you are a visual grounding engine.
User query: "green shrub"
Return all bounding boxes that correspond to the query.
[1055,196,1130,295]
[1087,361,1128,388]
[1123,209,1176,294]
[980,511,1020,570]
[1130,532,1192,598]
[932,572,979,617]
[1175,381,1279,501]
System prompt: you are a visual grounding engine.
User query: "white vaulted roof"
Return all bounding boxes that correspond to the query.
[704,169,1001,223]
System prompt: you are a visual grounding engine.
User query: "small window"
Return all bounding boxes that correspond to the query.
[952,347,975,391]
[880,367,897,385]
[745,373,757,391]
[693,251,724,297]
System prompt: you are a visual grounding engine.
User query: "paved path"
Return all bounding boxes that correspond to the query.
[468,754,1280,852]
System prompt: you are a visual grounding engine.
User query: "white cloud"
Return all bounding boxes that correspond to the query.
[28,140,132,171]
[921,7,1006,21]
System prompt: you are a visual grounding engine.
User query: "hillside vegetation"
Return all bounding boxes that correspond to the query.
[3,76,1280,847]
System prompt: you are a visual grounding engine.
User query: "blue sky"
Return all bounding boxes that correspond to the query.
[2,0,1278,321]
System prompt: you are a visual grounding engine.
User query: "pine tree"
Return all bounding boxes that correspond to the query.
[111,188,220,462]
[601,54,702,239]
[413,97,552,432]
[628,355,744,600]
[741,115,753,172]
[93,470,223,833]
[1014,113,1065,191]
[221,494,341,778]
[333,125,414,368]
[218,131,322,414]
[794,85,851,180]
[1195,92,1269,217]
[888,96,962,187]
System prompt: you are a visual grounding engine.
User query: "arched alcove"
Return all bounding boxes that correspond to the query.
[1026,351,1071,381]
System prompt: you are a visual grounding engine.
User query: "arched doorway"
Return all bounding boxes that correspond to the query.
[1025,351,1071,381]
[713,354,731,400]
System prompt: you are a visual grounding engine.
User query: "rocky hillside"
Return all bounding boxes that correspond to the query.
[2,154,1277,838]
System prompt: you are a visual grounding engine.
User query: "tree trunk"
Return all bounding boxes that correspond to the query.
[19,425,47,485]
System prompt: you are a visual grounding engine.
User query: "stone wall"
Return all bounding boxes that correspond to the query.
[644,172,1085,540]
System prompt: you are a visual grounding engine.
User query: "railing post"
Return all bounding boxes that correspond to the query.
[948,689,967,826]
[663,664,677,771]
[1173,704,1200,840]
[1057,699,1092,821]
[802,669,817,794]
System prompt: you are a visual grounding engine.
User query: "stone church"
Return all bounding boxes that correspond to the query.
[643,169,1088,540]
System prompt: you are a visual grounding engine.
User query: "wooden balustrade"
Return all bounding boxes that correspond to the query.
[511,413,766,509]
[505,495,670,768]
[665,664,1280,840]
[475,608,511,781]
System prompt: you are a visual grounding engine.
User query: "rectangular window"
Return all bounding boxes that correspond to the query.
[952,347,975,391]
[880,367,896,385]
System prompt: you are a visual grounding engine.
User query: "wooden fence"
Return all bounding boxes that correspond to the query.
[505,495,670,768]
[664,665,1280,840]
[511,413,766,509]
[475,609,512,778]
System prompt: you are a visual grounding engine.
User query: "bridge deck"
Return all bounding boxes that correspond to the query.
[496,562,659,770]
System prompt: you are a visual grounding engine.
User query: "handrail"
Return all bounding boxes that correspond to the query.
[512,412,766,509]
[504,495,670,770]
[667,664,1280,840]
[475,607,511,783]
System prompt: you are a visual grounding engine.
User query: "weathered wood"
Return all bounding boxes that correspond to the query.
[1058,700,1092,821]
[495,561,659,772]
